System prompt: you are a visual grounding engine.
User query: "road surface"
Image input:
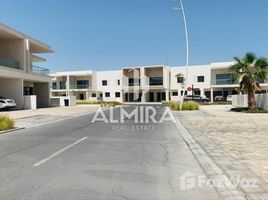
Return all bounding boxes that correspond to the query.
[0,105,219,200]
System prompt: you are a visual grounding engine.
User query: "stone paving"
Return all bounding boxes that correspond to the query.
[174,105,268,200]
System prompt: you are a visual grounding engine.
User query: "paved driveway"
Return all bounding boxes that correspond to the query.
[0,105,219,200]
[174,105,268,200]
[1,105,99,128]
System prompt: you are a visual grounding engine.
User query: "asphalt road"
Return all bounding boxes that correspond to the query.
[0,105,219,200]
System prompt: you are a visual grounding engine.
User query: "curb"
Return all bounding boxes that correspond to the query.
[171,110,249,200]
[0,127,25,134]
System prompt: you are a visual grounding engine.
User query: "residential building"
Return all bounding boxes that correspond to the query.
[0,23,53,109]
[52,62,252,103]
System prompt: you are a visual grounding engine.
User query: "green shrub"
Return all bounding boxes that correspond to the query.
[76,100,103,104]
[0,115,14,131]
[100,101,124,107]
[182,101,200,110]
[231,107,268,113]
[164,101,200,111]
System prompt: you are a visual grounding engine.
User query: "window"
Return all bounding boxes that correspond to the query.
[149,77,163,86]
[216,74,232,85]
[52,82,57,89]
[197,76,205,83]
[172,92,178,96]
[117,80,120,85]
[77,80,89,89]
[60,81,66,89]
[194,90,201,95]
[128,78,140,86]
[105,92,110,97]
[177,77,184,83]
[181,91,188,96]
[92,93,96,97]
[102,80,108,86]
[115,92,121,98]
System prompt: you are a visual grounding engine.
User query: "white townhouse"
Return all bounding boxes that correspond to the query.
[50,70,123,102]
[50,62,268,104]
[0,23,53,109]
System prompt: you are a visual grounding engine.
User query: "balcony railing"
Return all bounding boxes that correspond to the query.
[0,57,20,69]
[211,79,238,85]
[32,65,50,75]
[70,84,90,89]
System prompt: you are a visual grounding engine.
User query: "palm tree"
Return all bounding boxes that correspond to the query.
[230,52,268,111]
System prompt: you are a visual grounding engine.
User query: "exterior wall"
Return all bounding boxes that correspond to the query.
[34,82,50,108]
[232,94,268,110]
[23,95,37,109]
[0,78,24,109]
[95,70,122,102]
[0,39,25,70]
[170,65,211,101]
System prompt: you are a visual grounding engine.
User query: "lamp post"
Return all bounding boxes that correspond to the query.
[172,0,189,111]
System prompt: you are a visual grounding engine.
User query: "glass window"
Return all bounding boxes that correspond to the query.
[177,77,184,83]
[149,77,163,86]
[105,92,110,97]
[128,78,140,86]
[102,80,108,86]
[197,76,205,82]
[92,93,96,97]
[172,92,178,96]
[60,81,66,89]
[77,80,89,89]
[115,92,120,98]
[216,74,232,85]
[117,80,120,85]
[52,82,57,89]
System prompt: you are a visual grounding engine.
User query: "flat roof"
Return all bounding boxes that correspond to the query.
[0,23,54,53]
[50,71,93,77]
[122,65,165,69]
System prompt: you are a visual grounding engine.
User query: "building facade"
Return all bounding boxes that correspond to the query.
[51,62,266,103]
[0,23,53,109]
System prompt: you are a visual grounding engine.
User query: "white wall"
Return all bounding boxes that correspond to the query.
[232,94,268,110]
[94,70,122,102]
[170,65,211,101]
[50,96,76,107]
[0,78,24,109]
[23,95,37,109]
[0,39,25,70]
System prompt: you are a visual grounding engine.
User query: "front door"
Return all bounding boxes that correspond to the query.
[157,92,162,102]
[80,93,84,100]
[149,92,154,102]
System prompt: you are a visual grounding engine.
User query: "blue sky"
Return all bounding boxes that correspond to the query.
[1,0,268,72]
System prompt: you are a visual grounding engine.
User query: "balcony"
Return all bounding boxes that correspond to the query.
[211,79,238,85]
[32,65,50,75]
[70,84,90,89]
[149,77,163,86]
[0,57,20,69]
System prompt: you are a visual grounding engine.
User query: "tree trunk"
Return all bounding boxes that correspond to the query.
[248,85,257,111]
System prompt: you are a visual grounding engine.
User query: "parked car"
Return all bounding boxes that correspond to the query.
[0,96,16,111]
[214,96,225,102]
[184,95,209,102]
[226,95,232,102]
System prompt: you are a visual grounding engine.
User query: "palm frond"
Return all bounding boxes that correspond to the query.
[244,52,256,65]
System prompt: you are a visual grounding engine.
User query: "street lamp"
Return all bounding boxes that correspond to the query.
[172,0,189,111]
